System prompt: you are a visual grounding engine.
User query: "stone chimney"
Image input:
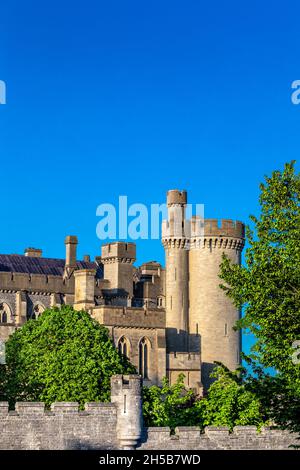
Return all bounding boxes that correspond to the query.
[73,269,96,311]
[64,236,78,279]
[65,236,78,266]
[24,248,42,258]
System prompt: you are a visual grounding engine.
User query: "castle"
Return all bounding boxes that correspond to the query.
[0,190,245,393]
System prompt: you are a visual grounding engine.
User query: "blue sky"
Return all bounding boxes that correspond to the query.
[1,1,300,354]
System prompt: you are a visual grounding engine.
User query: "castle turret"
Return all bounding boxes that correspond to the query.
[162,190,189,352]
[101,242,136,302]
[189,218,245,390]
[110,374,143,450]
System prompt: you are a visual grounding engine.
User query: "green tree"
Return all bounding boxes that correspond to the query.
[3,306,135,407]
[196,364,267,431]
[142,374,200,429]
[219,161,300,432]
[142,367,267,431]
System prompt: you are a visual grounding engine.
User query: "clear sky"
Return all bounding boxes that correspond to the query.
[1,1,300,354]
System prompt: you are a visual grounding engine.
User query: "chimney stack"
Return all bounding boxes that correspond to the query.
[65,236,78,268]
[24,248,42,258]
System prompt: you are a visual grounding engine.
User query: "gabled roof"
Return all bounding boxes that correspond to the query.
[0,254,103,278]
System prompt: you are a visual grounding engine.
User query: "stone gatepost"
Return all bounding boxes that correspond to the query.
[111,374,143,450]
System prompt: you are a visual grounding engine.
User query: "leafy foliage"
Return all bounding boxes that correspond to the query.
[0,364,6,401]
[142,367,267,431]
[219,161,300,433]
[3,306,136,407]
[142,373,199,429]
[195,364,267,431]
[143,162,300,433]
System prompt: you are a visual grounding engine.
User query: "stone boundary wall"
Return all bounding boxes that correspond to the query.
[138,426,299,450]
[0,375,298,450]
[0,402,118,450]
[0,403,298,450]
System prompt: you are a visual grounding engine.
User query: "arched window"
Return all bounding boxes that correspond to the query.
[0,302,12,323]
[139,337,150,379]
[31,303,45,320]
[118,336,130,358]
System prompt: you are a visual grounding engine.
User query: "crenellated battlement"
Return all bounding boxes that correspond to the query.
[101,242,136,263]
[202,218,245,238]
[190,217,244,238]
[162,217,244,244]
[139,426,298,450]
[188,218,245,251]
[167,352,201,370]
[0,271,72,294]
[111,374,142,394]
[0,401,115,416]
[0,376,298,450]
[167,189,187,206]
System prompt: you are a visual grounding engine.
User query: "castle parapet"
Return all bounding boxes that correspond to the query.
[50,403,79,414]
[91,305,166,329]
[101,242,136,297]
[167,189,187,206]
[167,352,201,370]
[101,242,136,263]
[166,352,202,395]
[203,218,245,238]
[15,402,45,415]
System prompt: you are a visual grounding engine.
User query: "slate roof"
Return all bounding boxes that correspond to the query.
[0,254,103,278]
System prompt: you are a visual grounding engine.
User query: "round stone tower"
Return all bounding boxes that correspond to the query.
[189,218,245,390]
[110,374,143,450]
[162,190,189,352]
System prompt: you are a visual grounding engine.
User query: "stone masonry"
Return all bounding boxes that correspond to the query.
[0,189,245,393]
[0,375,298,450]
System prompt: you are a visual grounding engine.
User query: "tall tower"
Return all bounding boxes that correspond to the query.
[189,218,245,390]
[162,190,189,352]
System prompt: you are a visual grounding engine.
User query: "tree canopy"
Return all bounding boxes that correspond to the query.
[3,305,135,407]
[142,367,267,431]
[195,364,267,430]
[220,161,300,433]
[143,373,199,429]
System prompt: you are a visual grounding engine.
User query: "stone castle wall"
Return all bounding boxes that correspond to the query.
[0,402,118,450]
[0,376,298,451]
[0,403,297,450]
[139,426,298,450]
